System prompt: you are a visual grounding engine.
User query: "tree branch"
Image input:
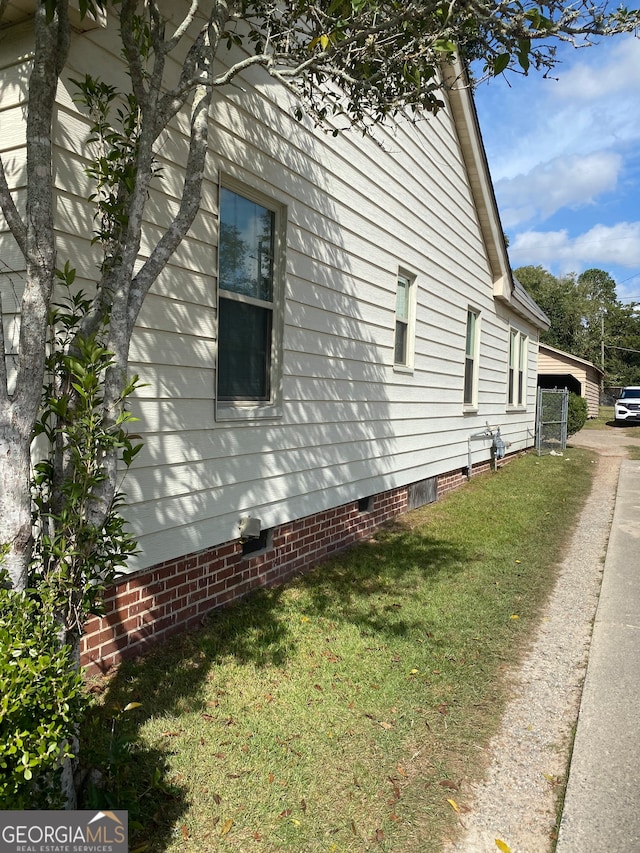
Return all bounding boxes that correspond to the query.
[0,158,27,256]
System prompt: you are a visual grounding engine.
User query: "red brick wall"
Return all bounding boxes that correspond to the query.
[81,484,409,674]
[80,456,512,674]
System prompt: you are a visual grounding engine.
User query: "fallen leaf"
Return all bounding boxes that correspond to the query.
[437,704,449,715]
[439,780,459,791]
[510,614,519,620]
[396,765,407,777]
[314,684,323,692]
[375,828,384,842]
[351,820,357,835]
[379,721,393,730]
[123,702,142,712]
[495,840,512,853]
[214,752,226,760]
[181,825,189,840]
[301,798,307,812]
[269,772,274,784]
[212,793,222,805]
[278,810,292,819]
[252,832,262,841]
[447,798,460,813]
[220,819,233,836]
[161,731,181,737]
[389,813,400,821]
[409,668,419,675]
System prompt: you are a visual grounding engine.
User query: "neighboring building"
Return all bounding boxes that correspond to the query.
[0,8,548,673]
[538,344,603,418]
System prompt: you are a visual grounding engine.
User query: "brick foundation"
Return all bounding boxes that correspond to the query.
[80,456,508,674]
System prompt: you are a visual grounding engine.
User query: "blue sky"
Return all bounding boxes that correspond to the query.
[473,33,640,304]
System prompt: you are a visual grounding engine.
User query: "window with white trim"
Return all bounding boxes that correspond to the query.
[464,308,480,407]
[507,329,528,407]
[216,182,285,417]
[394,271,415,370]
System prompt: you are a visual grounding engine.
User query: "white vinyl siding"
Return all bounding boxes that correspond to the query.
[0,10,542,573]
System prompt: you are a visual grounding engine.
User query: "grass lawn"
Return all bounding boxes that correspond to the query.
[81,449,595,852]
[581,406,614,429]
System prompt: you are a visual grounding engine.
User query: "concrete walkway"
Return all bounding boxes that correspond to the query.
[556,457,640,851]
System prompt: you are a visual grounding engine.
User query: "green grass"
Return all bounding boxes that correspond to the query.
[81,450,595,853]
[582,406,640,437]
[581,406,614,429]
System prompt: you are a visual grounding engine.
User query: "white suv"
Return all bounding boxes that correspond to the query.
[614,386,640,424]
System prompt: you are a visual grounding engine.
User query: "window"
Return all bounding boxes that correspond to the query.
[464,308,480,407]
[508,329,528,407]
[216,182,284,417]
[394,271,415,369]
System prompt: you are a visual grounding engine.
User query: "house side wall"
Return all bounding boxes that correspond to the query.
[0,12,543,672]
[37,18,543,582]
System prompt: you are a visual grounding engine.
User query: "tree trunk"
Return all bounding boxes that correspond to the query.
[0,411,33,590]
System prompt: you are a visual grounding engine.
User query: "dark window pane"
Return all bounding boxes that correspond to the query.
[518,370,524,406]
[464,356,474,404]
[395,320,407,364]
[217,298,272,400]
[219,188,274,301]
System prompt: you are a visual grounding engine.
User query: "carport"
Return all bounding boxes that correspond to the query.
[537,344,603,418]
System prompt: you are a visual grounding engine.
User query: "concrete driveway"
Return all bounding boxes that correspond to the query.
[569,422,640,456]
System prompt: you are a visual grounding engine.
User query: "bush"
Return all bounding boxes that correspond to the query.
[567,392,588,437]
[0,572,87,808]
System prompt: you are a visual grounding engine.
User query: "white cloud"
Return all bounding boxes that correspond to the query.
[497,151,622,228]
[509,222,640,276]
[551,38,640,102]
[477,36,640,184]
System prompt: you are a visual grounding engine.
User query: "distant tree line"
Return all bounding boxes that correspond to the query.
[516,266,640,387]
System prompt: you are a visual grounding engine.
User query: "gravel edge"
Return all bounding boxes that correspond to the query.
[442,453,620,853]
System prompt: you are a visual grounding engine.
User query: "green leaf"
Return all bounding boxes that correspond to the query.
[493,53,510,75]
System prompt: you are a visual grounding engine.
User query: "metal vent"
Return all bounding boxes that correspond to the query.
[407,477,437,510]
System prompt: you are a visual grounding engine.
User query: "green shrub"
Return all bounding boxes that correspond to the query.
[567,392,588,437]
[0,572,87,808]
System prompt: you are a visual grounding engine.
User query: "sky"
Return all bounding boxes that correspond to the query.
[473,32,640,304]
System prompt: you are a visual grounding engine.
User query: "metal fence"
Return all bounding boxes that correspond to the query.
[536,387,569,455]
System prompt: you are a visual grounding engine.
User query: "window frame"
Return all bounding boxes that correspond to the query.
[507,328,528,409]
[463,307,480,410]
[393,269,416,373]
[215,176,287,422]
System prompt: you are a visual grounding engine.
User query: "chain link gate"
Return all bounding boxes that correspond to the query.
[536,387,569,455]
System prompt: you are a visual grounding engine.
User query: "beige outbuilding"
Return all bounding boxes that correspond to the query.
[538,344,604,418]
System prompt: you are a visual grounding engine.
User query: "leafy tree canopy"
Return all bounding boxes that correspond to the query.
[516,265,640,386]
[39,0,640,132]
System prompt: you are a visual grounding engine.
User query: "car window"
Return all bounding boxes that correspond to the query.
[620,388,640,399]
